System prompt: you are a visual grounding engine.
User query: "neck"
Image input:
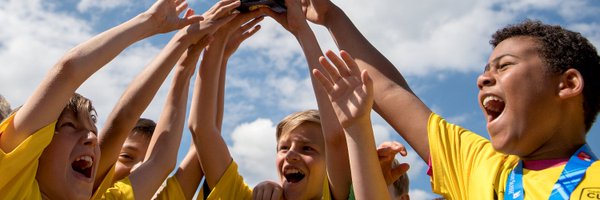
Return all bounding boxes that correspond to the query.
[520,141,585,161]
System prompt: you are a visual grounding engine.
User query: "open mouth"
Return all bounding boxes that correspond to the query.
[482,95,505,122]
[284,168,305,183]
[72,155,93,179]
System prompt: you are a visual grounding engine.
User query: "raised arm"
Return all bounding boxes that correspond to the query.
[303,1,432,160]
[313,51,389,199]
[1,0,202,154]
[188,9,265,188]
[95,0,240,187]
[127,43,207,200]
[265,0,352,198]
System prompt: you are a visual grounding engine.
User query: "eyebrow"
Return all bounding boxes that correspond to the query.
[484,54,519,71]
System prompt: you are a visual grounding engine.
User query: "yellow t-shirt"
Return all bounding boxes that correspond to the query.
[154,176,186,200]
[0,113,55,200]
[92,164,117,200]
[205,161,331,200]
[428,113,600,199]
[101,177,135,199]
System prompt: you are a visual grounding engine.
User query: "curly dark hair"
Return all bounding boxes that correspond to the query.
[490,20,600,132]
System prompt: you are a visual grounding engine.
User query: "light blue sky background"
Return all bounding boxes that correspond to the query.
[1,0,599,198]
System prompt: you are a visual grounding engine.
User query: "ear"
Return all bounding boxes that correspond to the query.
[558,68,584,99]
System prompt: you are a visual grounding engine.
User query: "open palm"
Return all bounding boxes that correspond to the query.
[313,50,374,128]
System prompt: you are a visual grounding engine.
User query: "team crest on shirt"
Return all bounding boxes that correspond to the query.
[580,188,600,200]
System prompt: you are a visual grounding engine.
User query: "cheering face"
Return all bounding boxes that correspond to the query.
[37,109,100,199]
[477,36,562,156]
[114,132,151,182]
[276,122,326,200]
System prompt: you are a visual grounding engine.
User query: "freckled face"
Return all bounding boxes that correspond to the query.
[275,122,326,200]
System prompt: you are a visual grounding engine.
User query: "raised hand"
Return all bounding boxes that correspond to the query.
[223,14,264,58]
[144,0,204,34]
[264,0,309,34]
[252,180,284,200]
[300,0,335,25]
[313,50,374,128]
[377,141,410,185]
[177,0,241,45]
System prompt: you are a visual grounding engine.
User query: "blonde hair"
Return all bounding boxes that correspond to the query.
[275,109,321,143]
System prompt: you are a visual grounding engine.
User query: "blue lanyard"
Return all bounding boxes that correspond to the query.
[504,144,597,200]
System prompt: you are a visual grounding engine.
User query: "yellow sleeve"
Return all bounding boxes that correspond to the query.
[427,113,516,199]
[91,164,117,200]
[0,113,55,200]
[206,161,252,200]
[154,176,186,200]
[100,177,135,200]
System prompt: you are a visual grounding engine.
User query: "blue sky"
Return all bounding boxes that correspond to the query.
[1,0,600,198]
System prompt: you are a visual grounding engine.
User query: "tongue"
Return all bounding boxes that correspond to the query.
[487,100,505,112]
[72,160,89,174]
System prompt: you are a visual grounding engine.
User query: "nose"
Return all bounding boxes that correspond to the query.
[81,131,98,147]
[285,149,301,162]
[477,71,496,90]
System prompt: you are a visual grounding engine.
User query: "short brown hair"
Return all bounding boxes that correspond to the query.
[61,93,97,124]
[132,118,156,138]
[491,20,600,131]
[275,110,321,143]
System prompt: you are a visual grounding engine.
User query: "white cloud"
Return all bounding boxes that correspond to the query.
[409,189,438,200]
[229,118,279,187]
[77,0,132,13]
[0,0,167,128]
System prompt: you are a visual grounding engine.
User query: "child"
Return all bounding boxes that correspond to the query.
[113,118,156,182]
[0,0,207,199]
[310,3,600,197]
[187,5,332,199]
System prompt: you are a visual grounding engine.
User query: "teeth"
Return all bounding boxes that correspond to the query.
[285,168,300,175]
[483,96,504,112]
[76,155,94,168]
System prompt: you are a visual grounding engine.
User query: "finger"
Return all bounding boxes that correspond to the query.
[210,13,239,31]
[312,69,335,94]
[176,1,189,14]
[361,69,373,99]
[183,8,194,18]
[391,163,410,178]
[319,55,342,82]
[272,186,283,200]
[240,25,261,41]
[214,0,242,18]
[340,50,361,77]
[325,50,351,77]
[261,187,271,200]
[241,16,264,32]
[253,188,262,200]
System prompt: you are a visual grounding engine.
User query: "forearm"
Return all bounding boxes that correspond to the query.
[294,26,352,199]
[324,8,432,161]
[6,14,159,153]
[129,71,191,200]
[189,40,232,188]
[175,144,204,200]
[95,33,192,186]
[344,119,391,200]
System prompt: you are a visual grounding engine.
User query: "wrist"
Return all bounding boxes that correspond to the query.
[322,4,344,28]
[131,12,161,39]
